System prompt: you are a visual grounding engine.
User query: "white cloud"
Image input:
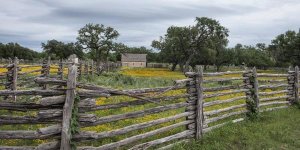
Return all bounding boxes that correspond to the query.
[0,0,299,51]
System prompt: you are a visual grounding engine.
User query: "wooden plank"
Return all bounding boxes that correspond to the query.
[73,112,193,141]
[77,120,193,150]
[259,90,288,96]
[205,110,247,124]
[204,89,248,99]
[61,54,78,150]
[204,104,246,116]
[82,102,190,127]
[260,105,289,112]
[0,124,61,139]
[12,57,18,101]
[257,73,288,77]
[203,84,245,92]
[258,84,288,90]
[203,77,246,83]
[204,96,246,107]
[259,101,289,107]
[83,94,189,112]
[0,90,65,96]
[260,96,289,102]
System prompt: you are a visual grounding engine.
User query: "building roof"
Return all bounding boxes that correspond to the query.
[121,53,147,62]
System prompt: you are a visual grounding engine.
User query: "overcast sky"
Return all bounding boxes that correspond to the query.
[0,0,299,52]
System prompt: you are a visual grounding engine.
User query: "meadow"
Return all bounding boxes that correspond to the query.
[0,66,297,149]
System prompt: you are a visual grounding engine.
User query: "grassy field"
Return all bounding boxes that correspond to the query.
[0,66,296,149]
[172,106,300,150]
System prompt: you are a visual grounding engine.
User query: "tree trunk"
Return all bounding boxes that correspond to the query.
[171,63,177,71]
[216,65,221,72]
[183,54,193,72]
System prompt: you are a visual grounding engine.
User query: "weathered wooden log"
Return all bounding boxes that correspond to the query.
[38,109,63,118]
[35,141,60,150]
[73,112,193,141]
[77,120,193,150]
[0,124,61,139]
[204,104,246,116]
[204,96,246,107]
[0,146,35,150]
[39,95,66,106]
[259,90,288,96]
[260,105,289,112]
[83,94,189,112]
[204,89,248,99]
[81,102,190,127]
[77,89,111,98]
[174,78,193,84]
[258,84,288,90]
[18,69,43,76]
[205,110,247,124]
[259,101,289,107]
[129,130,194,150]
[61,54,78,150]
[258,79,287,84]
[78,98,96,107]
[203,118,244,133]
[0,115,61,124]
[260,96,289,102]
[257,73,288,77]
[185,71,246,77]
[0,102,60,111]
[203,84,245,92]
[0,90,65,96]
[203,77,246,83]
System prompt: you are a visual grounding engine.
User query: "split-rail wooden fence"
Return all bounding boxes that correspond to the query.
[0,55,299,150]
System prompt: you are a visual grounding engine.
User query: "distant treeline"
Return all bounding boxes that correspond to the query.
[1,17,299,71]
[0,43,42,60]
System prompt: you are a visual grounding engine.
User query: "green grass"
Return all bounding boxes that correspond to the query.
[172,106,300,150]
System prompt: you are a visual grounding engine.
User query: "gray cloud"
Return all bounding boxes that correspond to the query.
[0,0,299,51]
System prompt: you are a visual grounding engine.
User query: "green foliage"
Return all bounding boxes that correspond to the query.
[152,17,229,72]
[172,107,300,150]
[269,30,300,67]
[41,40,84,59]
[77,23,119,62]
[0,42,41,60]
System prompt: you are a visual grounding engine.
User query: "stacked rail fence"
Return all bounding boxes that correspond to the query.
[0,55,299,149]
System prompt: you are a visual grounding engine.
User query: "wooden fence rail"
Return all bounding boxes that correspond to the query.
[0,56,299,150]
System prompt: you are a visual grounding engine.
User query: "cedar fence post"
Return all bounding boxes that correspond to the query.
[5,57,18,101]
[287,66,295,104]
[58,59,64,80]
[294,66,299,104]
[41,56,51,89]
[60,54,78,150]
[243,67,259,119]
[194,66,204,139]
[185,67,204,139]
[12,57,18,101]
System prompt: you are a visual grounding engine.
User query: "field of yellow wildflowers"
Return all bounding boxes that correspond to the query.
[0,66,292,148]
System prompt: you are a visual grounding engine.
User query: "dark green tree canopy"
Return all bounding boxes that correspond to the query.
[77,23,119,62]
[41,40,84,59]
[0,42,41,60]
